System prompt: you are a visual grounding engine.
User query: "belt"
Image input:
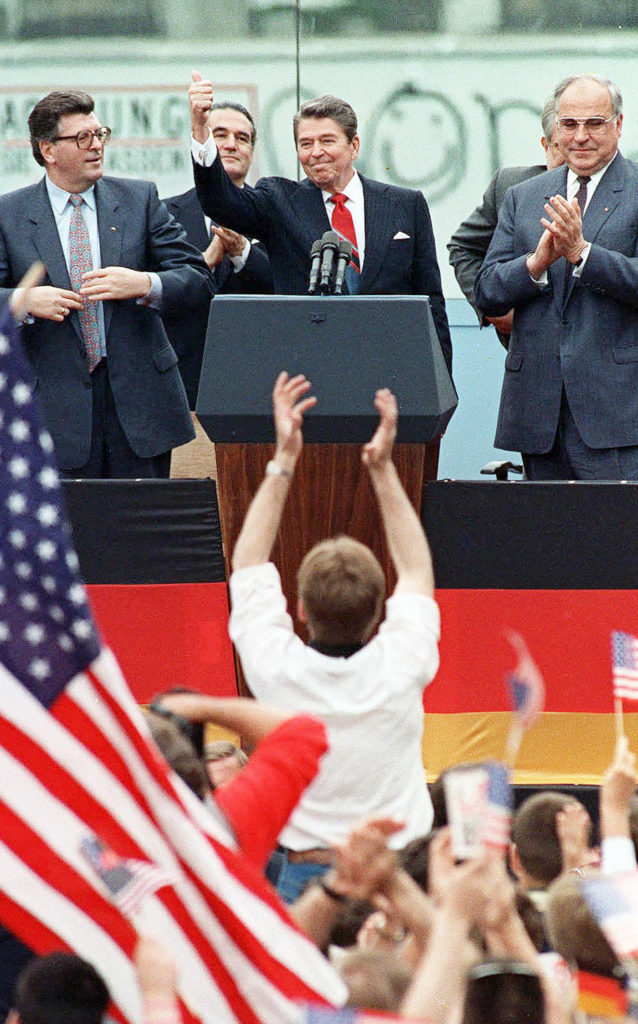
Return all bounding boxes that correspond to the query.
[281,846,333,865]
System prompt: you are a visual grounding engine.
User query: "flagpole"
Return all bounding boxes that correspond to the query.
[505,720,523,769]
[615,696,625,740]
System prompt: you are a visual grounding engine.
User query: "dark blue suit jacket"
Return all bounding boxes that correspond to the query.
[162,187,273,406]
[0,176,213,469]
[476,154,638,453]
[193,158,452,371]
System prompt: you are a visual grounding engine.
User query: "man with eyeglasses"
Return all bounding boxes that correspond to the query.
[476,74,638,481]
[0,89,213,478]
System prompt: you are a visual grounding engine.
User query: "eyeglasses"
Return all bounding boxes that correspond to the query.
[53,127,112,149]
[555,116,616,136]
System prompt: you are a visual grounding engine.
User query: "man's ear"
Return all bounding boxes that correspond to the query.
[39,139,56,166]
[296,596,307,624]
[7,1008,21,1024]
[509,841,522,879]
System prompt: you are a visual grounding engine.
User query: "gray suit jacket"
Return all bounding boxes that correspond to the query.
[475,153,638,453]
[0,176,213,469]
[448,165,546,347]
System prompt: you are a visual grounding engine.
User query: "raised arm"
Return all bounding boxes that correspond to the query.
[231,372,316,571]
[151,692,295,749]
[362,388,434,597]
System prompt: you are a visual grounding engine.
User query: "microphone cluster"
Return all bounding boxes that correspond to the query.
[308,231,353,295]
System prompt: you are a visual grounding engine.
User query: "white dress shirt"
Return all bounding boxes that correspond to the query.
[322,171,366,268]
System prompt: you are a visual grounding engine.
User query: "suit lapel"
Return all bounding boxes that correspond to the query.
[95,179,124,336]
[28,179,89,348]
[358,175,394,293]
[562,156,625,306]
[581,154,624,243]
[29,179,72,290]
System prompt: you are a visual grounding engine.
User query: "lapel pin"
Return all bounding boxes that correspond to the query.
[110,226,117,231]
[604,207,609,212]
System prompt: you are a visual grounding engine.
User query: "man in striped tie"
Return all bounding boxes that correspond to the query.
[0,89,213,478]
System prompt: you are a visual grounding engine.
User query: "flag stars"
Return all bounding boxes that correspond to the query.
[38,467,58,489]
[40,575,57,593]
[0,332,8,355]
[9,419,30,442]
[39,431,54,454]
[58,634,73,651]
[68,583,86,606]
[18,593,38,612]
[11,382,31,406]
[49,606,64,623]
[15,562,32,580]
[37,504,58,528]
[0,371,6,391]
[71,619,93,640]
[7,492,27,514]
[8,456,29,480]
[66,551,79,571]
[36,540,57,562]
[8,530,26,549]
[0,622,9,643]
[28,658,50,680]
[0,586,6,603]
[23,624,45,645]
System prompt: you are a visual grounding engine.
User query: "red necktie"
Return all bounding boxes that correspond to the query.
[329,193,360,273]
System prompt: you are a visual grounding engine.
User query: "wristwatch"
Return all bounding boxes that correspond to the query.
[265,460,293,479]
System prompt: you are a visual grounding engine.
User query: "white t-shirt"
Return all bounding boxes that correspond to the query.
[229,562,440,850]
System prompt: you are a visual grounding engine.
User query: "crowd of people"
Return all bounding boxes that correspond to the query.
[2,363,638,1024]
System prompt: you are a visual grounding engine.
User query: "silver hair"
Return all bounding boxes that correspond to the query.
[553,74,623,117]
[541,97,556,139]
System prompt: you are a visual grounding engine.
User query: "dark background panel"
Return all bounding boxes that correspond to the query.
[62,480,226,585]
[422,481,638,589]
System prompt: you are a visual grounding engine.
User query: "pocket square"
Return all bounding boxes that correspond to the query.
[393,230,410,240]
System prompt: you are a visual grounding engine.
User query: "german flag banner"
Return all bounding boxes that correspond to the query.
[63,480,236,703]
[421,481,638,783]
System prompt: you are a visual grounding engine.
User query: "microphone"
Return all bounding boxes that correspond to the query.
[307,238,323,295]
[333,239,353,295]
[318,230,339,294]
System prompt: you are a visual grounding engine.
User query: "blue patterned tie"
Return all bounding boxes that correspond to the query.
[68,194,101,372]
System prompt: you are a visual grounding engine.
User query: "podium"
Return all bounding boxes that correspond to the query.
[197,295,457,661]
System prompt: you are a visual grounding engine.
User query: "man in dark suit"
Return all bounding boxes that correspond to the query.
[448,98,563,349]
[162,102,272,407]
[0,89,213,478]
[188,74,451,372]
[475,74,638,480]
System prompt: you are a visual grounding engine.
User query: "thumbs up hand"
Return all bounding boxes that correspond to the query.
[189,70,214,141]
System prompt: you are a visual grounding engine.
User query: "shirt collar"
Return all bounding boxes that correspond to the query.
[566,151,617,190]
[45,175,97,214]
[322,169,363,205]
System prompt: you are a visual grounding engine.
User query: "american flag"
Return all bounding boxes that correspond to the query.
[481,761,512,851]
[506,630,545,731]
[0,303,345,1024]
[611,631,638,702]
[581,872,638,960]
